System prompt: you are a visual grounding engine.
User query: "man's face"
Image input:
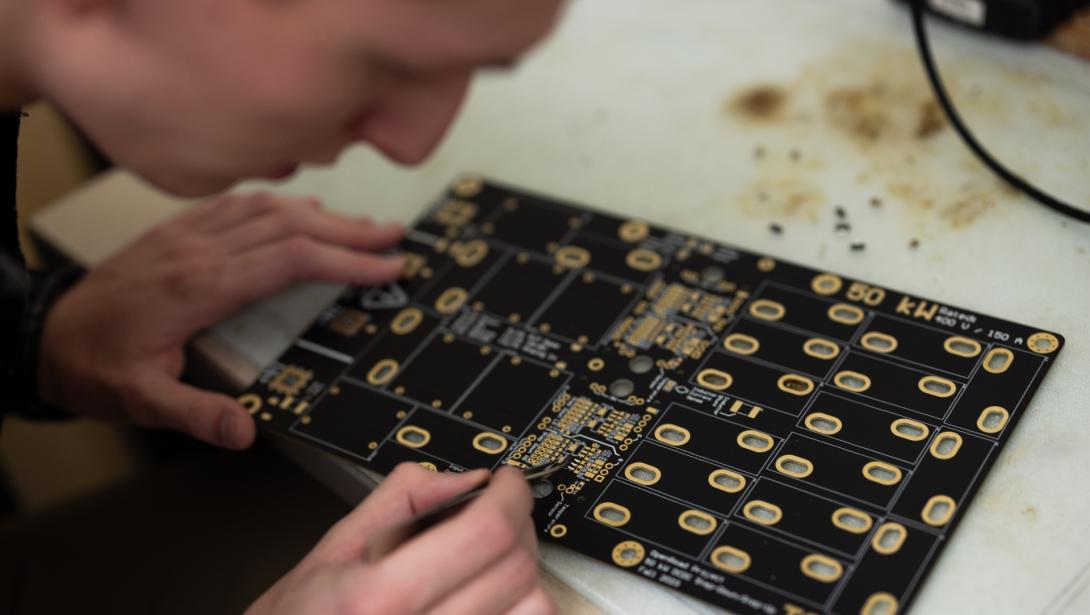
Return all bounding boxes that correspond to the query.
[34,0,563,196]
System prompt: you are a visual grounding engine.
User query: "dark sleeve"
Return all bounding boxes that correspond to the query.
[2,253,84,420]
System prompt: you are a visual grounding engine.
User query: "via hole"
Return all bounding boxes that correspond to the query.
[609,378,635,397]
[531,480,554,499]
[628,355,654,374]
[701,265,726,284]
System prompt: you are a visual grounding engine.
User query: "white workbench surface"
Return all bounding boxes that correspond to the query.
[33,1,1090,613]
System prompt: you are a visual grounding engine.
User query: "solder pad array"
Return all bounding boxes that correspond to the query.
[241,176,1063,615]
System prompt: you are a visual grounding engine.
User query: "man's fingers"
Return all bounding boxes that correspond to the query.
[425,546,541,615]
[207,238,405,316]
[131,373,256,450]
[362,467,534,612]
[191,192,321,234]
[503,587,556,615]
[219,206,403,255]
[313,464,489,562]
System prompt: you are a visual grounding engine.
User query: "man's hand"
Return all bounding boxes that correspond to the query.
[38,192,405,449]
[247,463,555,615]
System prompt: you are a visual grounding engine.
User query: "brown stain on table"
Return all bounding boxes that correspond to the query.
[729,85,789,122]
[719,46,1077,231]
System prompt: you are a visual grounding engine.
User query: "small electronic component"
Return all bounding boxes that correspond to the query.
[243,175,1063,615]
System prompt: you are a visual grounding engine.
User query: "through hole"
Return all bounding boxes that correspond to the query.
[803,338,839,359]
[654,424,691,446]
[861,332,897,353]
[977,406,1009,433]
[778,374,814,396]
[828,303,864,325]
[749,299,786,321]
[984,348,1014,374]
[679,510,717,535]
[697,368,733,391]
[396,426,430,448]
[594,503,631,526]
[775,455,813,478]
[738,430,773,452]
[743,500,782,525]
[801,555,843,582]
[922,495,956,526]
[835,371,871,392]
[628,355,654,374]
[708,469,746,493]
[435,287,467,314]
[862,593,899,615]
[873,523,906,554]
[930,431,962,459]
[724,334,759,355]
[1028,332,1059,354]
[609,378,635,398]
[944,336,982,357]
[832,508,872,534]
[863,461,902,485]
[625,463,661,485]
[367,358,399,385]
[472,433,508,454]
[891,418,929,441]
[805,413,842,435]
[919,376,956,398]
[811,273,842,295]
[711,546,750,573]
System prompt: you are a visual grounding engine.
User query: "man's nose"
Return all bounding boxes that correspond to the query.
[352,71,472,165]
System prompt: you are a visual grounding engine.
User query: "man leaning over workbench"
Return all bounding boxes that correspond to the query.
[1,0,565,613]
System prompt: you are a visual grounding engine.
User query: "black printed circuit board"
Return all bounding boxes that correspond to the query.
[240,176,1063,615]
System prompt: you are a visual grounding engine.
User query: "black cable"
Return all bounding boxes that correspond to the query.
[910,0,1090,223]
